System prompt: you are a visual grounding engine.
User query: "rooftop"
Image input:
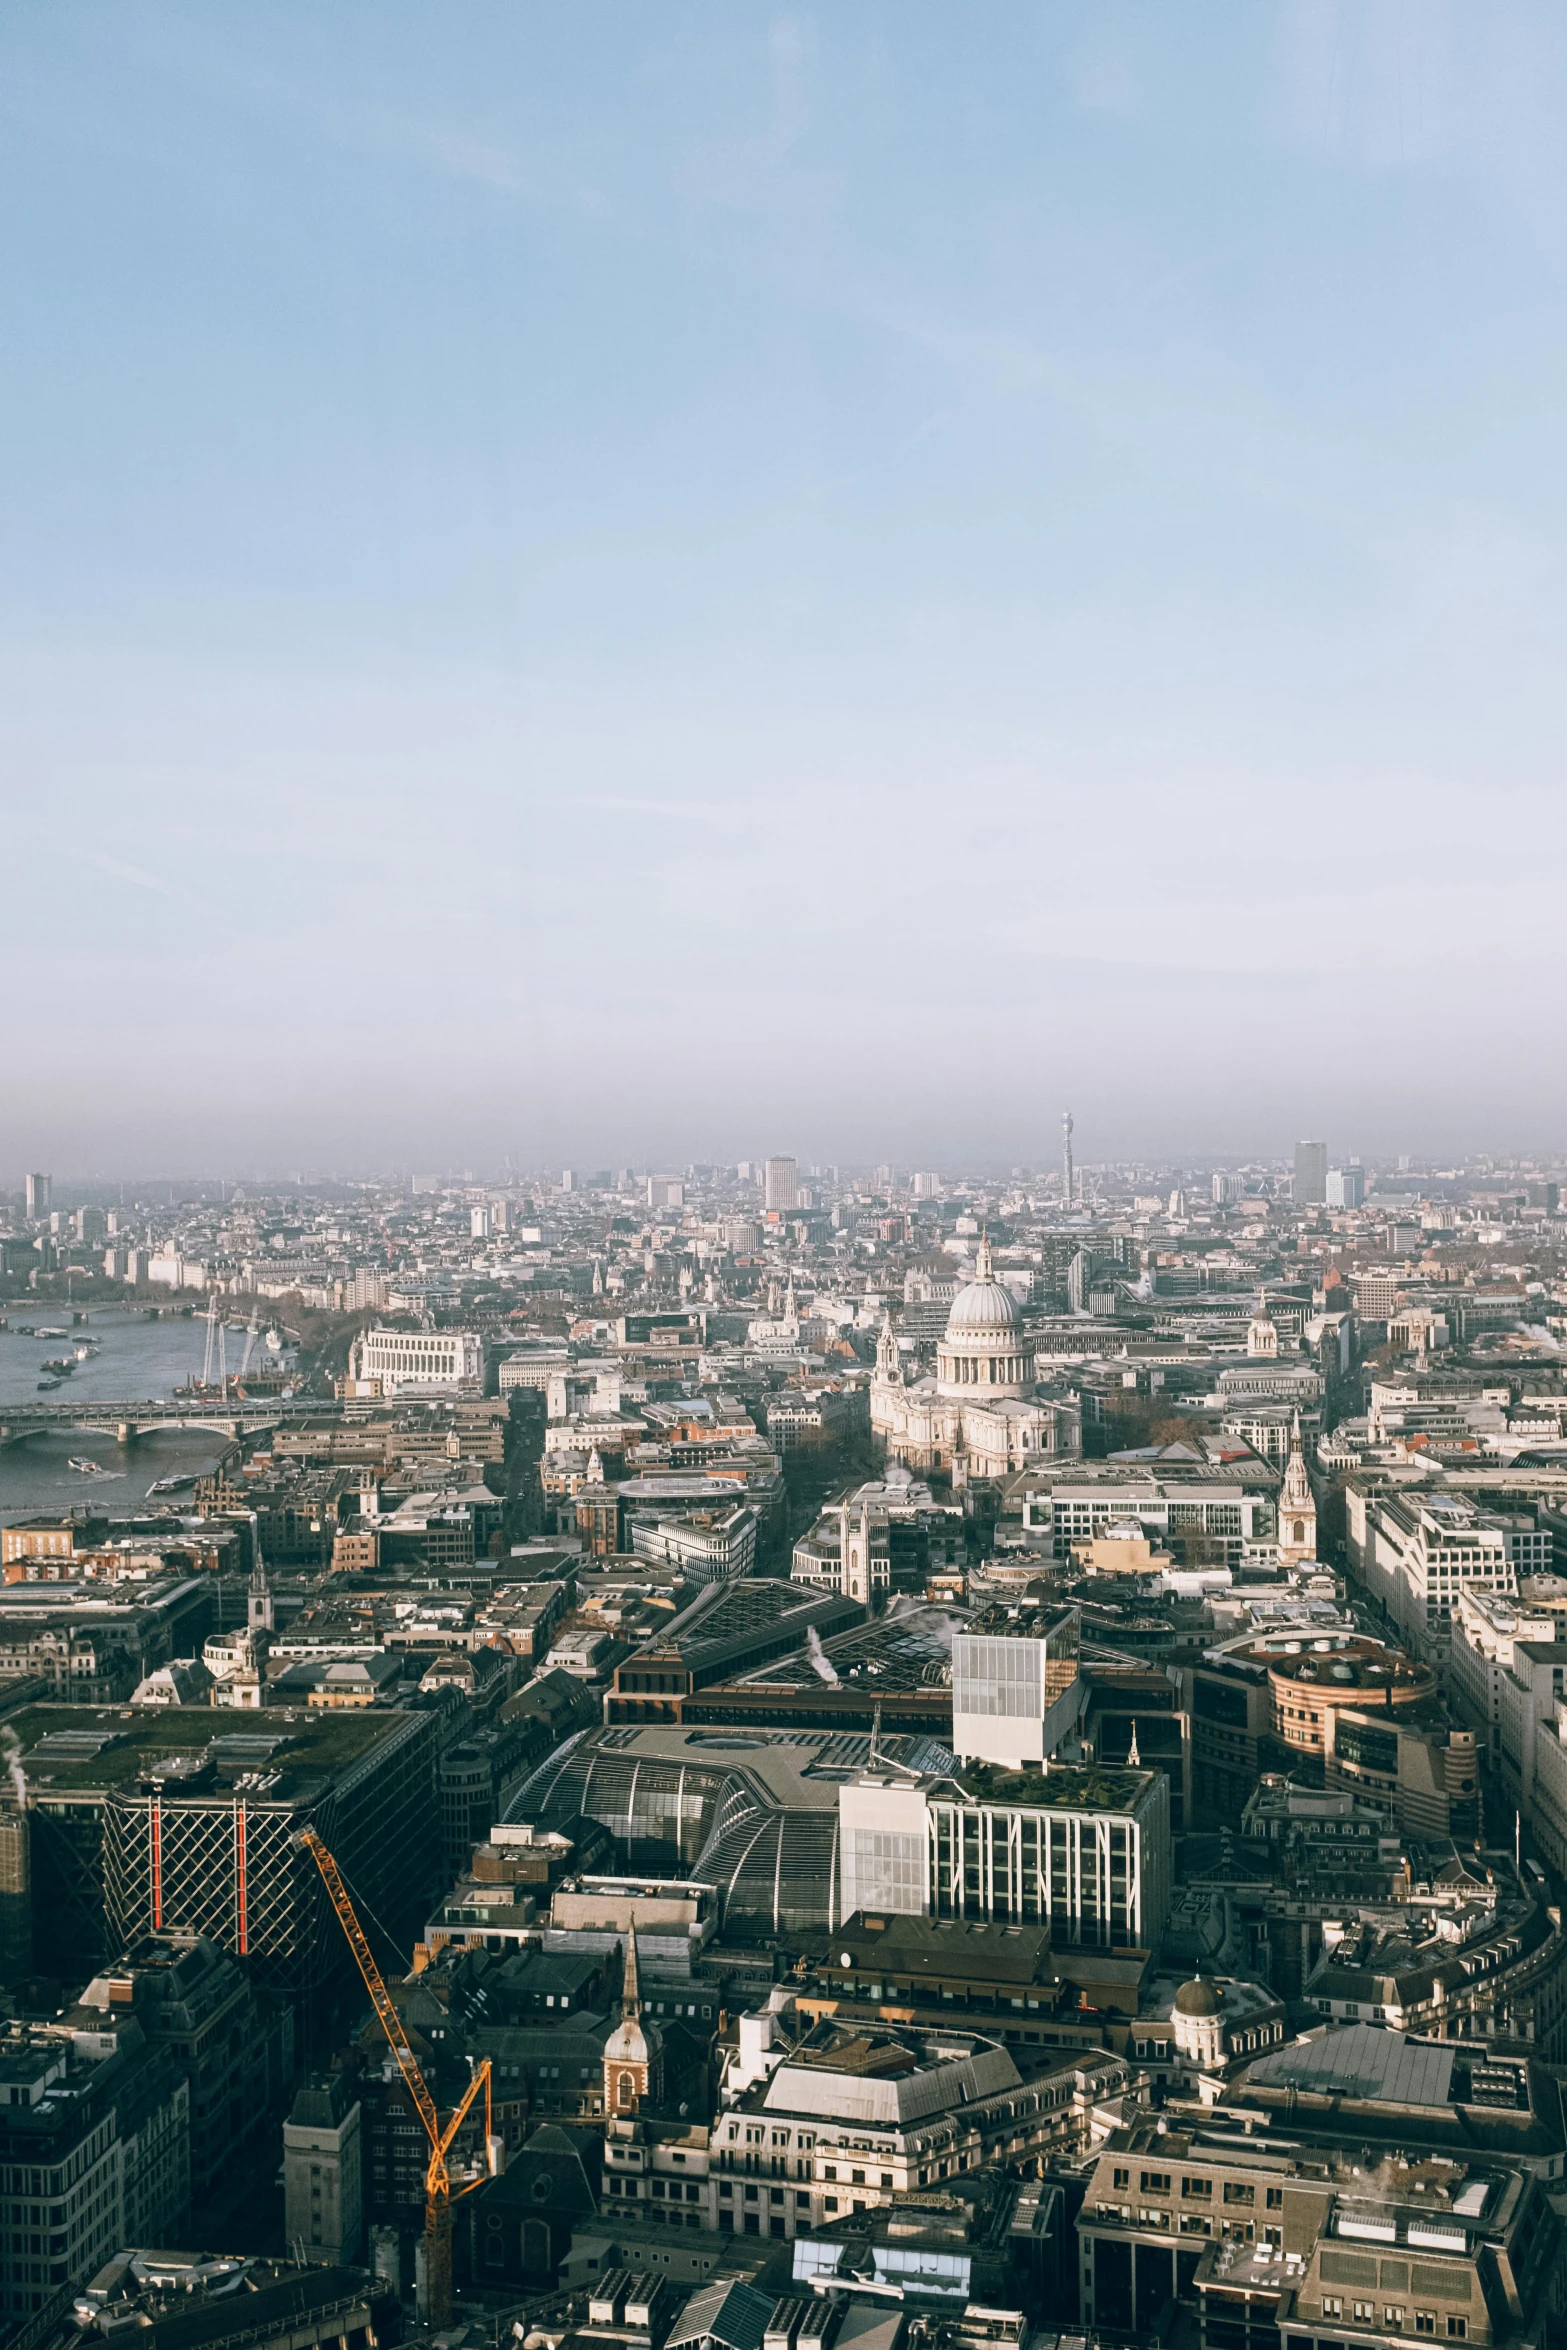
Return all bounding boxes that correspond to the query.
[7,1701,417,1797]
[945,1759,1155,1813]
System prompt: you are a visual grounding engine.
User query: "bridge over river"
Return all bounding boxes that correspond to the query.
[0,1397,321,1448]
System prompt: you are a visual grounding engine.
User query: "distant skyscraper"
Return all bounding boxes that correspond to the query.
[764,1156,798,1213]
[912,1172,940,1199]
[1293,1140,1328,1205]
[1062,1111,1075,1208]
[1211,1172,1239,1205]
[1326,1164,1365,1210]
[24,1173,49,1220]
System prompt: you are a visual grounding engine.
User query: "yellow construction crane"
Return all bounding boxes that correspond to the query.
[301,1829,493,2325]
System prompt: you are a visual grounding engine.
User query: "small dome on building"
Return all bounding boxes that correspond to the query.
[1175,1975,1223,2018]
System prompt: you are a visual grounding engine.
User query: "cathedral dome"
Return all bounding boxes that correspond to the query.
[944,1238,1022,1339]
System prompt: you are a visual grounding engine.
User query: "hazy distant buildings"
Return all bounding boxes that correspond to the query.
[1327,1162,1365,1209]
[764,1156,798,1213]
[1293,1138,1328,1203]
[24,1173,49,1220]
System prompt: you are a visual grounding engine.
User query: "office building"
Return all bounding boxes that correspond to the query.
[24,1173,49,1220]
[717,2005,1116,2241]
[347,1325,483,1392]
[65,2252,397,2350]
[74,1935,294,2219]
[838,1744,1170,1953]
[950,1605,1082,1766]
[1077,2054,1560,2345]
[764,1157,798,1213]
[1327,1163,1366,1209]
[1294,1140,1328,1204]
[17,1704,437,2016]
[0,2022,189,2322]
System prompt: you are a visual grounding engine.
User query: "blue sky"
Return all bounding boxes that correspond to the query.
[5,2,1567,1175]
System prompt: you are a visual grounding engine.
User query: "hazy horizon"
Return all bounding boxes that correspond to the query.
[7,4,1567,1166]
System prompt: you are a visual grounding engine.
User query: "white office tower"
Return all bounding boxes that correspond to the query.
[1212,1171,1239,1205]
[951,1606,1083,1765]
[765,1156,799,1213]
[912,1172,940,1199]
[838,1773,930,1919]
[470,1205,491,1239]
[1062,1112,1074,1207]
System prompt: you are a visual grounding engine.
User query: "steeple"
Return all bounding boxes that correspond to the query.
[621,1923,641,2021]
[1282,1412,1312,1505]
[1128,1718,1141,1768]
[248,1555,274,1633]
[975,1228,994,1283]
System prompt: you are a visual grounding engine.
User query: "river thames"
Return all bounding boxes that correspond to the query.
[0,1303,288,1524]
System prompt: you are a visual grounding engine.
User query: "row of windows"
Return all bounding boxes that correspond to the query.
[1114,2168,1282,2209]
[1311,2309,1466,2337]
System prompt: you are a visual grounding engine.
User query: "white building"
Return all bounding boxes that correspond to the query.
[628,1503,758,1584]
[348,1326,484,1393]
[1362,1491,1524,1667]
[871,1238,1080,1480]
[713,1997,1121,2240]
[1450,1577,1567,1755]
[147,1252,209,1290]
[837,1749,1172,1954]
[951,1605,1083,1766]
[764,1157,798,1213]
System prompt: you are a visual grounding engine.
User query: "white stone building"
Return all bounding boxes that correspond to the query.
[870,1238,1079,1479]
[348,1325,484,1394]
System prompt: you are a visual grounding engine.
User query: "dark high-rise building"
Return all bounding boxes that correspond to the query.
[19,1705,438,2052]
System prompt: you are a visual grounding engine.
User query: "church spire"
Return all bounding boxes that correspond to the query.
[622,1924,642,2022]
[975,1226,994,1283]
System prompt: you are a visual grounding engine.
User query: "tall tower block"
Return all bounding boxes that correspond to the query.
[1062,1111,1075,1209]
